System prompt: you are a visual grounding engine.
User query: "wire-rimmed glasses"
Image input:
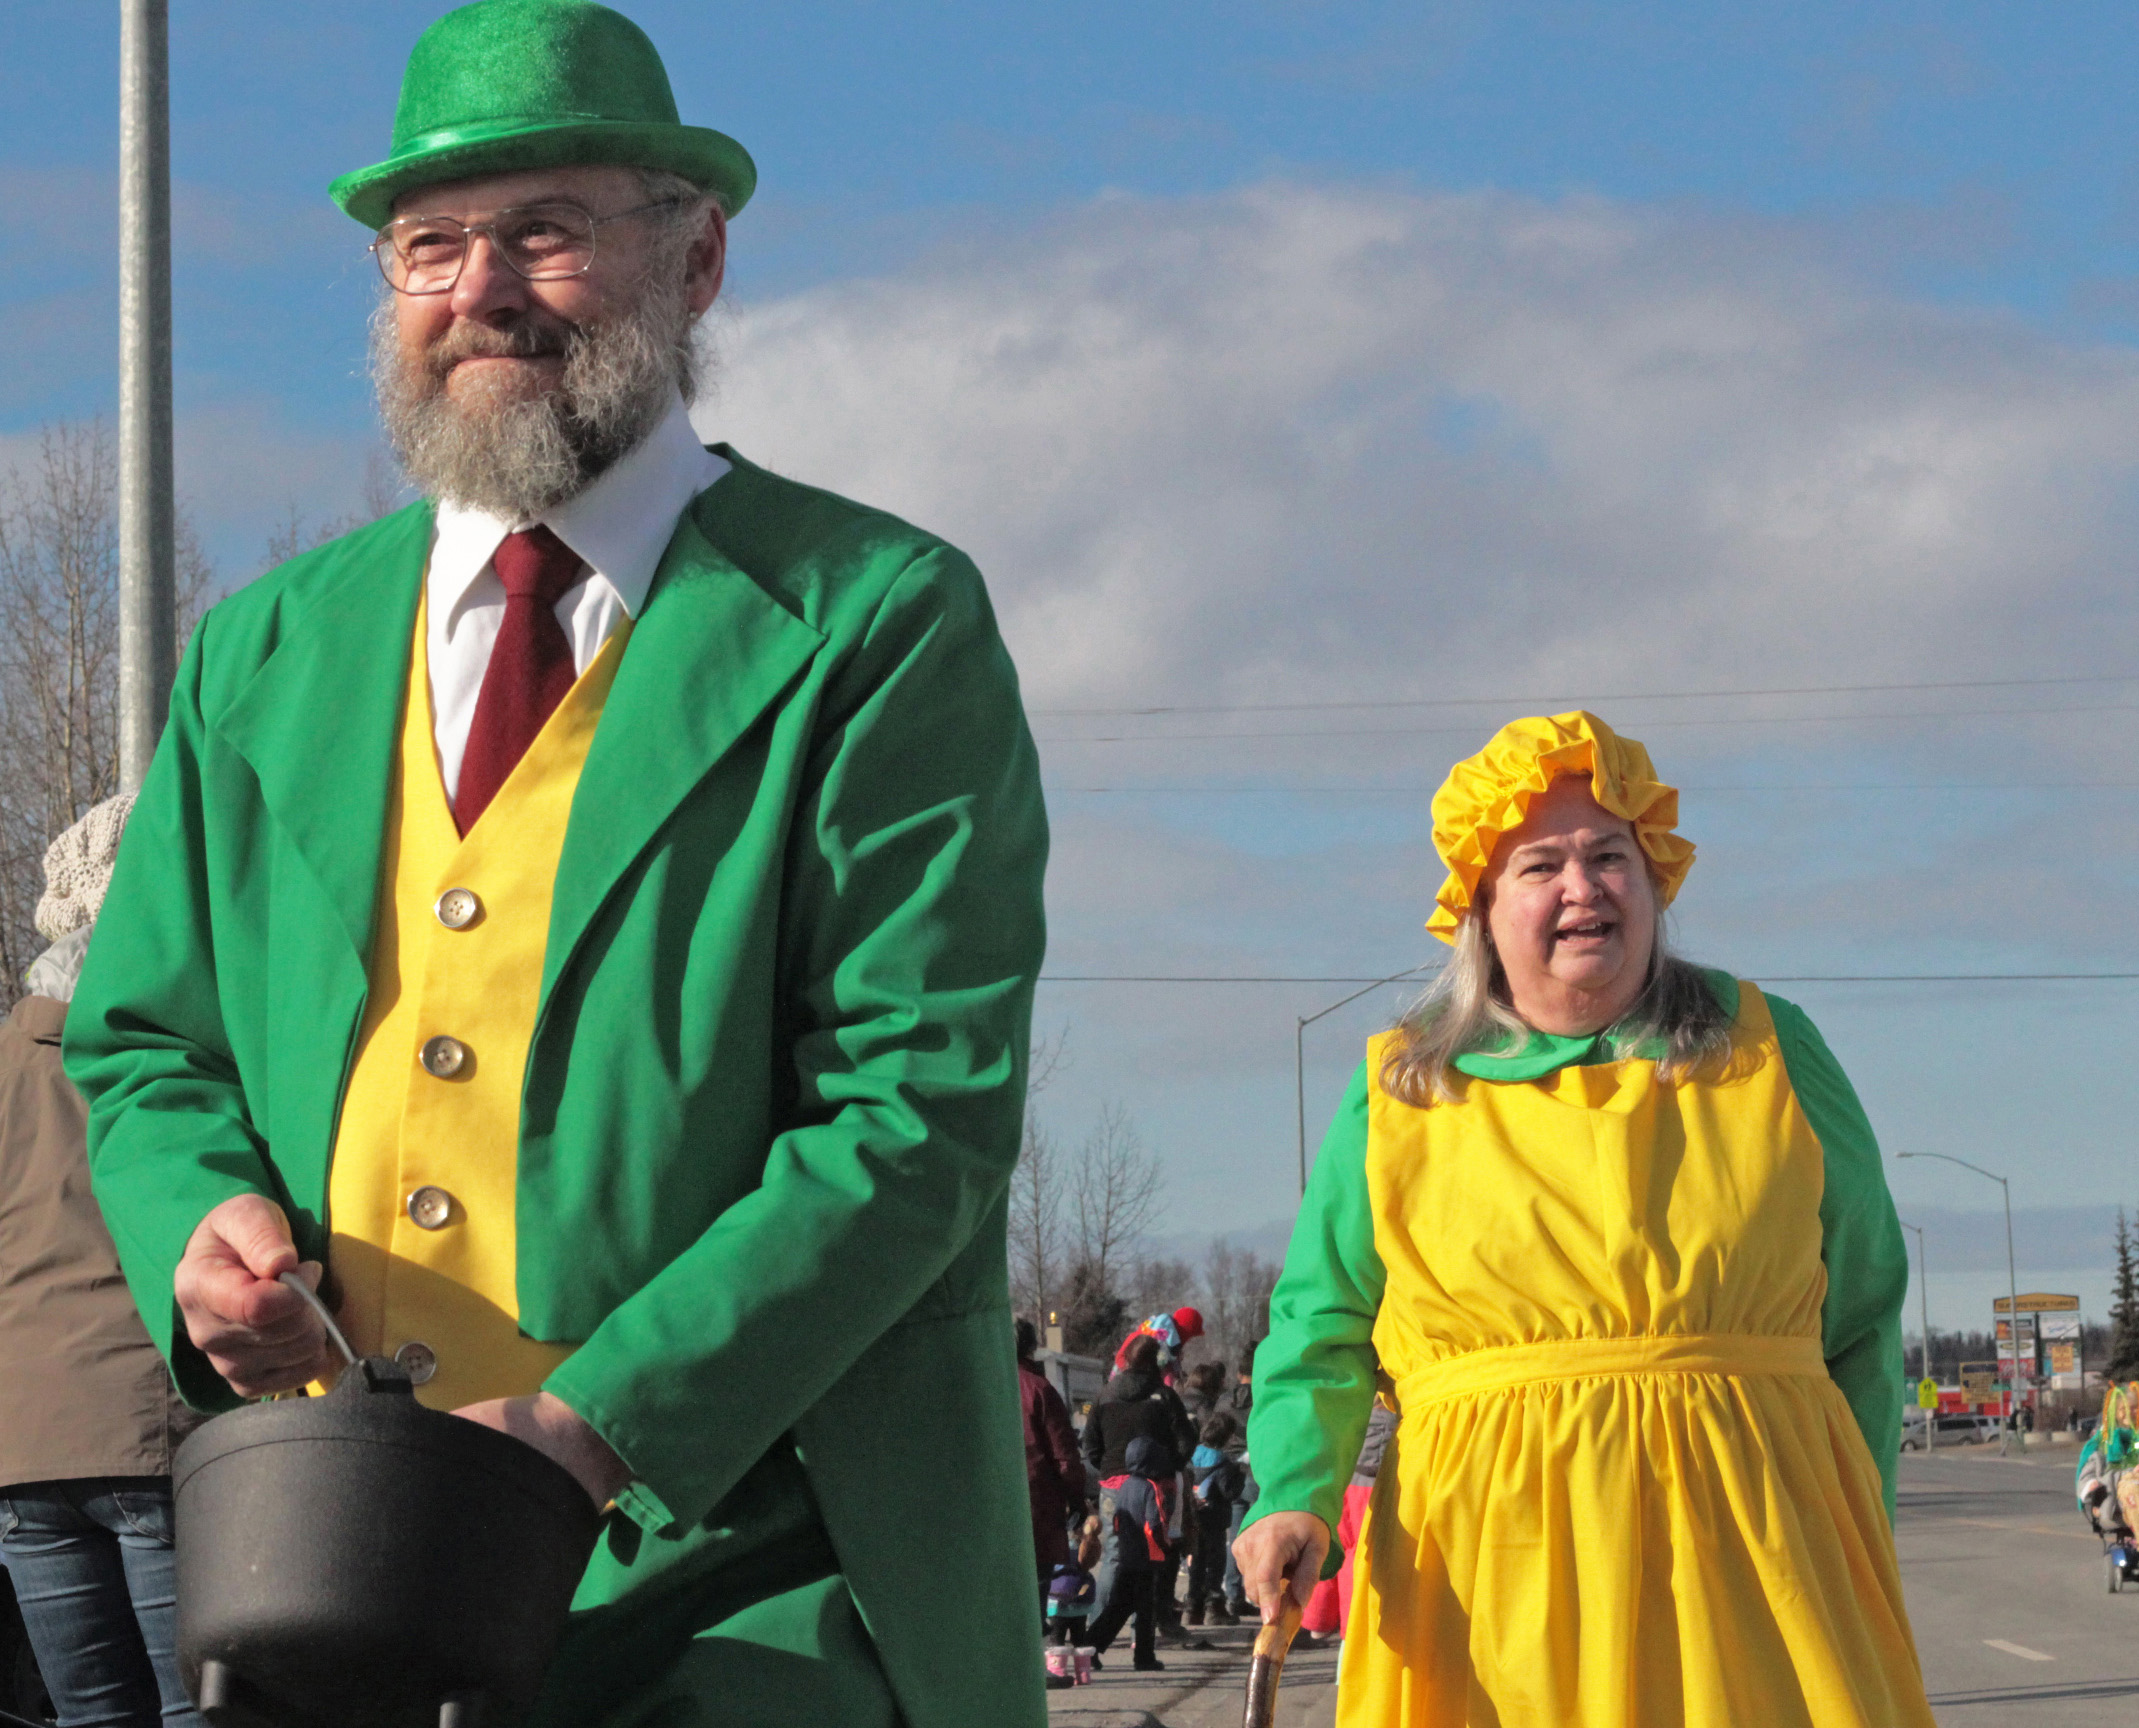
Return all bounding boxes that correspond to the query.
[371,199,676,295]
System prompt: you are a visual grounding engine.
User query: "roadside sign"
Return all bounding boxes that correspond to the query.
[1917,1378,1940,1410]
[1995,1293,2081,1313]
[1963,1371,1997,1402]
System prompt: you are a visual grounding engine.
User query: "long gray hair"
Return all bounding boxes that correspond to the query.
[1381,881,1733,1106]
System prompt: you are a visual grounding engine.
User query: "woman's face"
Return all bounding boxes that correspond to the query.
[1480,774,1658,1037]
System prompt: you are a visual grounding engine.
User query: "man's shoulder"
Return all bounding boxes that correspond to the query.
[199,502,433,668]
[692,449,989,634]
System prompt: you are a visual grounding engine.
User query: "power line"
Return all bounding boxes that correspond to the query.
[1038,971,2139,984]
[1029,672,2137,721]
[1044,781,2139,795]
[1035,704,2139,746]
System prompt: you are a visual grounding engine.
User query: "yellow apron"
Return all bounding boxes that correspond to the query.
[1341,985,1931,1728]
[320,596,630,1410]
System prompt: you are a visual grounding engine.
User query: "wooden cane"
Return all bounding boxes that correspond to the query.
[1242,1594,1305,1728]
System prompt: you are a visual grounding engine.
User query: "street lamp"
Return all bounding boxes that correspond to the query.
[1294,965,1434,1195]
[1898,1219,1932,1450]
[1896,1152,2024,1458]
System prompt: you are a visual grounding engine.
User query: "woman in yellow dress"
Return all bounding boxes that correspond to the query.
[1233,712,1934,1727]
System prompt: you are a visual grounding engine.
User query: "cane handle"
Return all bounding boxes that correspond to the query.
[1242,1594,1304,1728]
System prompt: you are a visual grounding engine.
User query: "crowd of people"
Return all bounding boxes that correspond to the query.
[1015,1309,1271,1687]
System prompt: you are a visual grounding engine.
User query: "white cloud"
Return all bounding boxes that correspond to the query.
[701,181,2139,1242]
[703,181,2139,720]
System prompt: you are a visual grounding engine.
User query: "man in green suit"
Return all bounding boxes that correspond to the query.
[63,5,1049,1725]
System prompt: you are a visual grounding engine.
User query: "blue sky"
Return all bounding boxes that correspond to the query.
[5,2,2138,1332]
[13,1,2139,448]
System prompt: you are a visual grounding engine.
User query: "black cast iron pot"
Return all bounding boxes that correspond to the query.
[172,1353,603,1728]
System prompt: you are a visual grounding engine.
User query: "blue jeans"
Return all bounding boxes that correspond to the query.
[0,1478,200,1728]
[1222,1500,1248,1606]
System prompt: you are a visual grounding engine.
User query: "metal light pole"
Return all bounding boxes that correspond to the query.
[120,0,178,792]
[1294,965,1433,1195]
[1897,1152,2024,1457]
[1899,1220,1932,1450]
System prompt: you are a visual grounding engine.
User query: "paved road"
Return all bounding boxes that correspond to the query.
[1896,1439,2139,1723]
[1044,1621,1338,1728]
[1048,1439,2126,1726]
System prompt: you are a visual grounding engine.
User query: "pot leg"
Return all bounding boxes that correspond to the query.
[195,1661,279,1728]
[439,1692,485,1728]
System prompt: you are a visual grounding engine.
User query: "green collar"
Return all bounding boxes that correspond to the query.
[1451,969,1739,1081]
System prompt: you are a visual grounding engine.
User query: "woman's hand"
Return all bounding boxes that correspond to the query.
[1231,1510,1331,1623]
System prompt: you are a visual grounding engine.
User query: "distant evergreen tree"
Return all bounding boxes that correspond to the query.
[2108,1210,2139,1382]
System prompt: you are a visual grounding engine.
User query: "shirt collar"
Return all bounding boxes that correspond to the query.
[428,390,729,627]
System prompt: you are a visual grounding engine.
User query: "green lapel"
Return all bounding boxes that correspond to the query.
[541,491,826,1007]
[214,505,430,968]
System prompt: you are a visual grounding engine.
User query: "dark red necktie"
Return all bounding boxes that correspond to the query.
[454,525,584,832]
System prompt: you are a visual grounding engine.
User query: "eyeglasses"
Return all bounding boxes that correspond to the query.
[371,199,677,295]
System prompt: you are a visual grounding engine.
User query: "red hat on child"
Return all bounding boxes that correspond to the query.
[1172,1306,1206,1341]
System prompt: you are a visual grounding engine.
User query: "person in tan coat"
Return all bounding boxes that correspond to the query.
[0,794,201,1728]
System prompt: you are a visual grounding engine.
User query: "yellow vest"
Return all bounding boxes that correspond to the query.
[320,597,630,1410]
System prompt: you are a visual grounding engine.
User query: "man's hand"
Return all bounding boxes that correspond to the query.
[1231,1510,1330,1624]
[454,1392,631,1509]
[174,1194,336,1397]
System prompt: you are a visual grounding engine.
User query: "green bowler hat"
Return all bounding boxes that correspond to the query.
[329,0,755,230]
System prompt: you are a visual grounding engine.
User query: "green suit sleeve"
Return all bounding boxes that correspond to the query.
[1242,1062,1385,1576]
[544,545,1049,1532]
[66,613,284,1410]
[1767,991,1908,1521]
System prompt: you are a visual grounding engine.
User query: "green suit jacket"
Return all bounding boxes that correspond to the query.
[64,451,1050,1728]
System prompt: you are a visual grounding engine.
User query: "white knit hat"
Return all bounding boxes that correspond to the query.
[36,792,136,941]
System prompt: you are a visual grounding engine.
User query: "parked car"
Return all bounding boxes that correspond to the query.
[1900,1413,2000,1451]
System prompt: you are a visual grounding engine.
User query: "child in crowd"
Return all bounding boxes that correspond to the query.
[1084,1436,1173,1672]
[1186,1412,1247,1625]
[1043,1517,1104,1688]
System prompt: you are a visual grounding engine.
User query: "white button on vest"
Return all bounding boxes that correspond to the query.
[394,1340,438,1384]
[434,887,481,929]
[405,1186,454,1230]
[419,1036,468,1079]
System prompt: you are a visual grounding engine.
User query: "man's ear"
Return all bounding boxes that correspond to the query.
[685,204,727,318]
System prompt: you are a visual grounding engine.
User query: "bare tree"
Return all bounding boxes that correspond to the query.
[1191,1237,1279,1374]
[1057,1101,1164,1354]
[262,448,409,571]
[0,423,211,999]
[1007,1032,1070,1326]
[1123,1254,1195,1333]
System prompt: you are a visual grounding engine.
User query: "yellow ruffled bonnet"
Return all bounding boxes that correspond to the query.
[1427,710,1694,943]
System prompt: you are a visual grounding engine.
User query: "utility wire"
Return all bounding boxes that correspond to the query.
[1036,704,2139,746]
[1038,972,2139,984]
[1029,672,2137,720]
[1043,782,2139,795]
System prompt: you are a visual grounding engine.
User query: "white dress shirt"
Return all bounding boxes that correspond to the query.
[425,391,730,800]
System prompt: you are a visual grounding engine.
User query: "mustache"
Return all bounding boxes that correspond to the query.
[422,316,576,382]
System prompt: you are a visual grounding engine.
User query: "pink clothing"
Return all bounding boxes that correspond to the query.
[1300,1483,1373,1636]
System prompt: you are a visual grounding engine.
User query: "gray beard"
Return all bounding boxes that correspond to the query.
[371,279,698,521]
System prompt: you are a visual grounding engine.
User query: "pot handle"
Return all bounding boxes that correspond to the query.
[278,1269,357,1369]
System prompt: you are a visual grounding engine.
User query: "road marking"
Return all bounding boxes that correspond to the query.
[1982,1640,2055,1662]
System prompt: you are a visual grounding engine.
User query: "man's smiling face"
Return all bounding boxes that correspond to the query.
[387,165,671,405]
[1481,773,1660,1036]
[370,162,725,520]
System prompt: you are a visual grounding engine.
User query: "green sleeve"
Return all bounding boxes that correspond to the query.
[67,612,282,1411]
[544,545,1049,1531]
[1767,991,1908,1522]
[1242,1061,1386,1575]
